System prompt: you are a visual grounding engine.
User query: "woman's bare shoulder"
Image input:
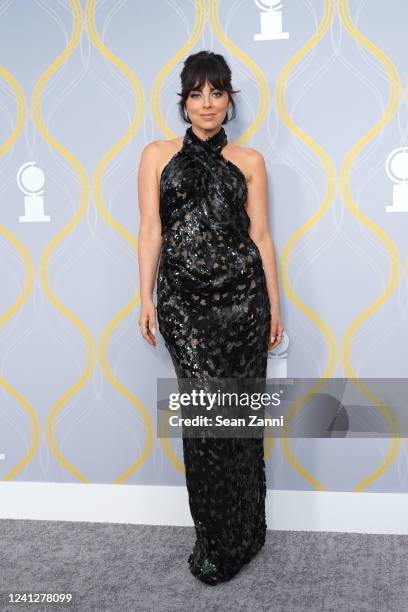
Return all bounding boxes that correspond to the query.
[227,144,265,162]
[222,143,263,184]
[142,136,183,156]
[245,146,266,163]
[141,137,184,181]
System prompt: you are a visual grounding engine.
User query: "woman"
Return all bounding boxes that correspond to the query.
[137,51,284,585]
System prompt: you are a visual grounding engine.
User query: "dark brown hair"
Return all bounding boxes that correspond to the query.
[177,51,240,124]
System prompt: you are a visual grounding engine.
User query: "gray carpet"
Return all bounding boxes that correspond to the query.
[0,519,406,611]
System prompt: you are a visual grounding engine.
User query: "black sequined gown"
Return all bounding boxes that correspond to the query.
[156,125,271,585]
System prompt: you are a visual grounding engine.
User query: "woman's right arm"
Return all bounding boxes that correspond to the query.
[137,141,163,348]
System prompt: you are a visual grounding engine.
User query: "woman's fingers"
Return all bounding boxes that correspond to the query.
[139,305,157,347]
[268,320,284,351]
[140,321,155,346]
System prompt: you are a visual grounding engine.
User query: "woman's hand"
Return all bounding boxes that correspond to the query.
[139,298,157,347]
[268,308,284,352]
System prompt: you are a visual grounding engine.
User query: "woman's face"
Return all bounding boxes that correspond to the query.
[185,80,229,131]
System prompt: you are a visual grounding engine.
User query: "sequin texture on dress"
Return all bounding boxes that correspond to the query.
[156,125,271,585]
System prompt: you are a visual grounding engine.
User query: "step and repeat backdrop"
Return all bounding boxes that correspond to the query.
[0,0,407,493]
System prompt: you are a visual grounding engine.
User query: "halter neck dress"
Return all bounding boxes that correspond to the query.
[156,125,271,585]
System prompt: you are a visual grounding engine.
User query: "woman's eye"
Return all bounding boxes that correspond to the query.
[190,91,223,98]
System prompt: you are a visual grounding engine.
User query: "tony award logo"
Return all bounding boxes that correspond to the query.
[17,161,50,222]
[385,147,408,213]
[254,0,289,41]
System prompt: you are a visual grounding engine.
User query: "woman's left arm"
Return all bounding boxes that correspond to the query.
[245,148,284,350]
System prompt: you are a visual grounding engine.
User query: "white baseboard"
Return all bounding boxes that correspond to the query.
[0,482,407,535]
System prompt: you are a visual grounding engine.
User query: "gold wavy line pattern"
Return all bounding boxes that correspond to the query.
[0,67,42,479]
[86,0,155,483]
[35,0,95,482]
[275,0,338,490]
[338,0,402,491]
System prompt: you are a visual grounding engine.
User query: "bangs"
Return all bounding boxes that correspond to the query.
[185,61,231,93]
